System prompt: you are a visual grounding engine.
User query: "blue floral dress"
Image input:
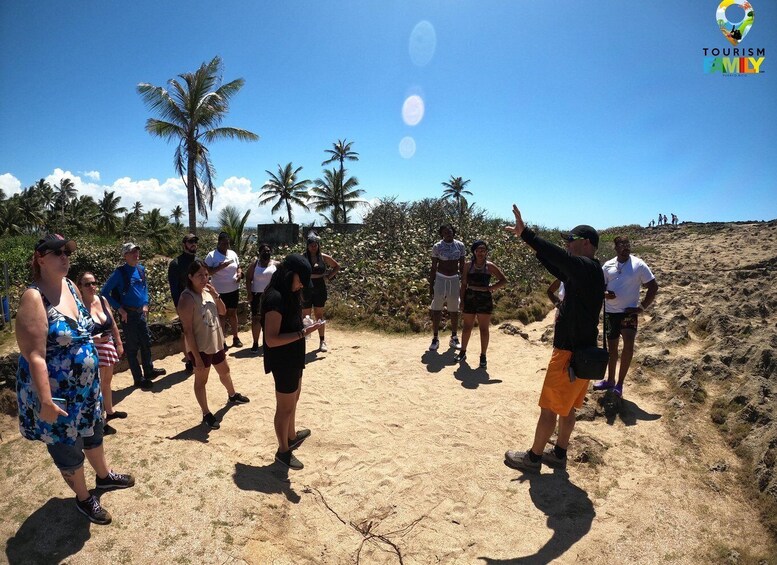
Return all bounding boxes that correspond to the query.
[16,279,102,445]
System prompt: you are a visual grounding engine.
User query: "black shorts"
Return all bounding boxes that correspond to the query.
[220,290,239,309]
[272,367,303,394]
[462,289,494,315]
[250,292,263,317]
[302,279,327,309]
[188,348,227,368]
[605,312,638,340]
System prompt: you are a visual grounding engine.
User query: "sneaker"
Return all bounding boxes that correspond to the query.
[613,384,623,397]
[288,428,311,450]
[138,378,153,391]
[202,412,220,430]
[103,424,117,436]
[275,449,304,470]
[479,354,487,369]
[541,448,567,470]
[450,335,460,349]
[593,379,614,391]
[504,450,541,473]
[96,470,136,489]
[233,337,243,348]
[76,495,112,525]
[251,342,259,352]
[319,339,328,353]
[429,337,440,351]
[228,392,250,404]
[150,368,166,379]
[454,351,467,363]
[105,411,128,421]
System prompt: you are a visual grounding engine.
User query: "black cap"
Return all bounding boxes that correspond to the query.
[35,234,77,254]
[183,233,199,243]
[569,225,599,248]
[218,231,230,240]
[282,254,313,288]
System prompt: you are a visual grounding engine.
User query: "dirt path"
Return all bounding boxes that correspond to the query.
[1,309,774,563]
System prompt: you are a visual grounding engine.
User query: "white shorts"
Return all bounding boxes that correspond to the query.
[431,273,460,312]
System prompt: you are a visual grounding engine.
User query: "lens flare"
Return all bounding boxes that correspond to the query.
[402,95,425,126]
[409,21,436,67]
[399,136,416,159]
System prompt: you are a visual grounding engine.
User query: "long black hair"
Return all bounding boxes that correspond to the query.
[258,261,302,327]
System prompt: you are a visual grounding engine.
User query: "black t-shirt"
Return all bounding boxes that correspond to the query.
[261,287,305,373]
[168,252,196,306]
[521,228,605,350]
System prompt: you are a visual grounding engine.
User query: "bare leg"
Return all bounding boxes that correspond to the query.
[449,311,459,336]
[60,467,90,501]
[314,306,326,339]
[431,310,442,336]
[275,388,299,452]
[460,313,475,352]
[100,365,115,415]
[617,330,637,386]
[213,359,236,397]
[84,443,110,478]
[193,367,211,415]
[477,313,491,354]
[287,380,302,442]
[607,337,620,384]
[228,308,239,339]
[555,409,577,450]
[251,315,262,345]
[530,408,559,456]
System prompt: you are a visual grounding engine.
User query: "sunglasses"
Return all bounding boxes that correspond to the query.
[565,234,586,243]
[82,281,99,287]
[43,248,73,257]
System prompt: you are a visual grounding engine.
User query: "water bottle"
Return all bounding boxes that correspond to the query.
[303,315,314,341]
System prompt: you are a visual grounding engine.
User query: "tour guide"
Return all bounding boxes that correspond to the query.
[503,204,605,473]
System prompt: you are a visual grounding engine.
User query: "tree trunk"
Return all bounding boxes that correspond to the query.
[286,198,293,224]
[187,152,198,235]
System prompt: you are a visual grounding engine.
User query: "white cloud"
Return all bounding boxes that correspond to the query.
[82,171,101,181]
[0,173,22,196]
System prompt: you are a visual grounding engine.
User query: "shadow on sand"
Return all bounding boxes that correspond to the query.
[479,467,595,564]
[233,461,301,503]
[421,346,457,374]
[5,495,98,564]
[165,403,237,443]
[453,363,503,389]
[600,393,662,426]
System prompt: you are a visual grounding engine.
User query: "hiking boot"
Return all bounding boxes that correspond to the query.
[76,495,111,525]
[541,448,567,470]
[479,354,487,369]
[593,379,614,391]
[232,337,243,348]
[275,449,304,470]
[454,351,467,363]
[228,392,250,404]
[149,368,166,379]
[96,470,136,489]
[319,339,328,352]
[288,428,311,450]
[429,337,440,351]
[504,450,541,473]
[202,412,220,430]
[105,411,127,421]
[450,335,460,349]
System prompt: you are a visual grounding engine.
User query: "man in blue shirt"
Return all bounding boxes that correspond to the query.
[101,243,166,390]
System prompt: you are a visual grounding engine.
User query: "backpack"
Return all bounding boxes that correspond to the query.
[110,264,146,305]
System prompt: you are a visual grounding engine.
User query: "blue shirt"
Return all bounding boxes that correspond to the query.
[101,263,149,309]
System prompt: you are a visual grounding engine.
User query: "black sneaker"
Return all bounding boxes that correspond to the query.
[454,351,467,363]
[105,411,128,421]
[275,449,304,470]
[288,428,311,450]
[479,354,487,369]
[202,412,220,430]
[150,368,166,378]
[228,392,250,404]
[96,470,136,489]
[233,337,243,348]
[138,378,153,390]
[250,342,259,352]
[76,495,112,525]
[103,424,117,435]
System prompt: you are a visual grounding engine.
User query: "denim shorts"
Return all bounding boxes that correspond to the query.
[46,421,105,472]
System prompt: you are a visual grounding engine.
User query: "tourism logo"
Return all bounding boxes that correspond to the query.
[703,0,765,75]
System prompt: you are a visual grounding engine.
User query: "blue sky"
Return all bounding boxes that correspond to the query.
[1,0,775,230]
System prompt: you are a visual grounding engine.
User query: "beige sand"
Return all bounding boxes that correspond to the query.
[1,310,774,564]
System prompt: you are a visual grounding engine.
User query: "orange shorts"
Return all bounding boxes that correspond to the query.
[538,348,590,417]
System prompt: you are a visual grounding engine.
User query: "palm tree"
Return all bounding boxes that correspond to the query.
[322,139,359,221]
[218,205,252,256]
[18,188,46,233]
[54,178,77,229]
[138,56,260,234]
[33,179,55,211]
[69,195,99,231]
[310,168,365,224]
[131,201,144,218]
[142,208,173,252]
[258,163,310,224]
[170,205,185,226]
[441,176,472,221]
[97,190,127,235]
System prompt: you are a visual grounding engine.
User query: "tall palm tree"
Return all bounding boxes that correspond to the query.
[138,56,259,234]
[258,163,310,224]
[441,176,472,221]
[18,189,45,233]
[170,205,185,226]
[54,177,77,229]
[132,201,144,218]
[33,179,55,211]
[310,168,365,224]
[97,190,127,235]
[142,208,173,252]
[218,205,252,256]
[69,195,99,231]
[322,139,359,221]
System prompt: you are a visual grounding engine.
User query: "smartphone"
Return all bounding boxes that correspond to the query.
[51,397,68,414]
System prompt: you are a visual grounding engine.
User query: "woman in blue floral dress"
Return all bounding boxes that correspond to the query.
[15,234,135,525]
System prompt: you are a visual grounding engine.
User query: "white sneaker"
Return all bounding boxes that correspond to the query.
[450,336,460,349]
[429,338,440,351]
[319,340,328,352]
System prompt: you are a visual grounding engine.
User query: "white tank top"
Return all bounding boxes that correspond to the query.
[252,261,277,293]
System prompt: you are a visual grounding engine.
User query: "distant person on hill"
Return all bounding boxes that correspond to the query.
[102,243,166,390]
[671,213,678,226]
[428,224,466,352]
[657,214,662,226]
[204,232,244,349]
[17,234,134,525]
[301,232,340,353]
[246,243,278,352]
[77,272,125,426]
[455,240,507,368]
[168,233,199,373]
[177,260,249,430]
[547,278,566,321]
[594,236,658,397]
[260,254,325,470]
[503,207,605,473]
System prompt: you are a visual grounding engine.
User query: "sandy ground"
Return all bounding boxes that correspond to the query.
[1,305,775,564]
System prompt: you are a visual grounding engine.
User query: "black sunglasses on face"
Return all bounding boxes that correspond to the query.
[82,281,98,287]
[44,249,73,257]
[565,235,585,243]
